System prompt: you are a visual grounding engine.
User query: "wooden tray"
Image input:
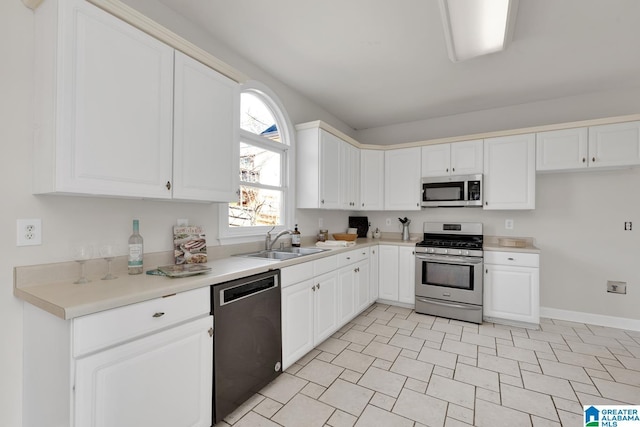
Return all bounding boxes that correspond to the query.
[332,233,358,241]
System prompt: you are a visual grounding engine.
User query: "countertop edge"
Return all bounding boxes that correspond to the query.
[15,238,411,320]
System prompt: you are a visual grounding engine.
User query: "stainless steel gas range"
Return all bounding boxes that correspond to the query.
[414,222,484,324]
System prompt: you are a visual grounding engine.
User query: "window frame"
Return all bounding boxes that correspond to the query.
[218,81,295,244]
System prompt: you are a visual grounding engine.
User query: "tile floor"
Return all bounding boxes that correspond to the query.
[216,303,640,427]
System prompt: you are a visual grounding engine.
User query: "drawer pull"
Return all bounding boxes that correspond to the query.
[507,257,515,261]
[152,312,165,318]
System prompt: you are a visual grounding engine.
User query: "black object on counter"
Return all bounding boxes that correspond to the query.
[348,216,369,237]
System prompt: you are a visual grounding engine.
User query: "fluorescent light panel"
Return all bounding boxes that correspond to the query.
[439,0,516,62]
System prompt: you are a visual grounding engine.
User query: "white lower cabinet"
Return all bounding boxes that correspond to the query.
[75,316,213,427]
[281,249,372,370]
[483,251,540,326]
[369,245,380,302]
[378,244,415,305]
[281,279,315,369]
[23,287,213,427]
[314,271,340,343]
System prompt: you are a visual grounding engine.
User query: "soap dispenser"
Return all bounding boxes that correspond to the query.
[292,224,301,247]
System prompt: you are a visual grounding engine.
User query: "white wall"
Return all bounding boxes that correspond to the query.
[356,86,640,145]
[3,1,640,425]
[0,1,351,425]
[365,166,640,321]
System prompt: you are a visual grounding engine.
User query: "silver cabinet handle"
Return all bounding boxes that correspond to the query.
[507,257,515,261]
[152,312,165,318]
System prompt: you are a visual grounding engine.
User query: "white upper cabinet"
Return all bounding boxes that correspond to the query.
[34,0,175,198]
[360,149,384,210]
[537,122,640,172]
[484,134,535,210]
[297,123,361,210]
[451,140,484,175]
[536,128,588,171]
[33,0,240,202]
[297,127,342,209]
[341,142,360,209]
[173,51,239,202]
[588,121,640,168]
[421,140,483,177]
[384,147,421,210]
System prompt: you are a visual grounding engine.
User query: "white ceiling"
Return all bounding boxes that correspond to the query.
[156,0,640,131]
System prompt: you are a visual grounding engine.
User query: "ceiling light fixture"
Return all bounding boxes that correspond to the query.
[439,0,518,62]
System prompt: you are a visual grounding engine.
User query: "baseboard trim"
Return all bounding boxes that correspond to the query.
[540,306,640,332]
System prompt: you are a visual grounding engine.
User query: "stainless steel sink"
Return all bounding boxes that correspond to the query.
[236,247,329,260]
[276,247,328,255]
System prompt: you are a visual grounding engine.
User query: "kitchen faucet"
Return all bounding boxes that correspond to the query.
[265,227,294,250]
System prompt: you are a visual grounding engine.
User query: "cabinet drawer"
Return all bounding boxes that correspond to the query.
[337,248,370,267]
[484,251,539,268]
[281,262,315,288]
[314,255,338,276]
[73,287,210,357]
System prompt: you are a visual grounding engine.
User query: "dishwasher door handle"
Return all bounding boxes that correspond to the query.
[217,272,280,307]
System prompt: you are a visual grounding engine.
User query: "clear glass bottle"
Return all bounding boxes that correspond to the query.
[128,219,143,275]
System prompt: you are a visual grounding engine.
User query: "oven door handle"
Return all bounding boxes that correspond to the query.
[415,254,482,265]
[416,297,481,310]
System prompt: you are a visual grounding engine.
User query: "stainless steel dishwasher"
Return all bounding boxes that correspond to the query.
[211,269,282,424]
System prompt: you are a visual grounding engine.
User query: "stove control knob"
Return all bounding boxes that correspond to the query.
[453,249,461,255]
[443,249,448,254]
[462,250,469,256]
[428,248,434,253]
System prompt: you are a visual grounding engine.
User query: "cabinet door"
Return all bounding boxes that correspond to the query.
[536,128,588,171]
[56,0,174,198]
[398,246,416,304]
[173,51,239,202]
[341,143,360,209]
[355,260,371,313]
[421,144,450,177]
[588,121,640,168]
[337,267,356,325]
[75,316,213,427]
[369,246,379,303]
[360,150,384,210]
[378,245,399,301]
[282,280,315,370]
[319,131,342,209]
[384,147,421,210]
[451,140,483,175]
[484,265,539,324]
[314,272,339,343]
[484,134,536,210]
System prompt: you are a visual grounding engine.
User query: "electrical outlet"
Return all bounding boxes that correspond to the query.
[624,221,632,231]
[17,219,42,246]
[385,218,391,226]
[505,219,514,230]
[607,280,627,294]
[318,217,323,228]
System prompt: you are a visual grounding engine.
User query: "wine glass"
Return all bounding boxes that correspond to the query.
[73,244,94,284]
[100,244,118,280]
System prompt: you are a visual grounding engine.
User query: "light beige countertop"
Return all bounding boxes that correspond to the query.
[483,235,540,254]
[14,235,417,320]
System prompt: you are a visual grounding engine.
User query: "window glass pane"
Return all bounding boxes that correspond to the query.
[240,142,281,186]
[241,93,280,142]
[229,186,282,227]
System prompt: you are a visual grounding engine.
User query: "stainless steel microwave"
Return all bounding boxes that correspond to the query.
[421,174,482,207]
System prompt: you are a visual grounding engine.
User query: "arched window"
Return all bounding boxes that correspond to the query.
[219,81,294,241]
